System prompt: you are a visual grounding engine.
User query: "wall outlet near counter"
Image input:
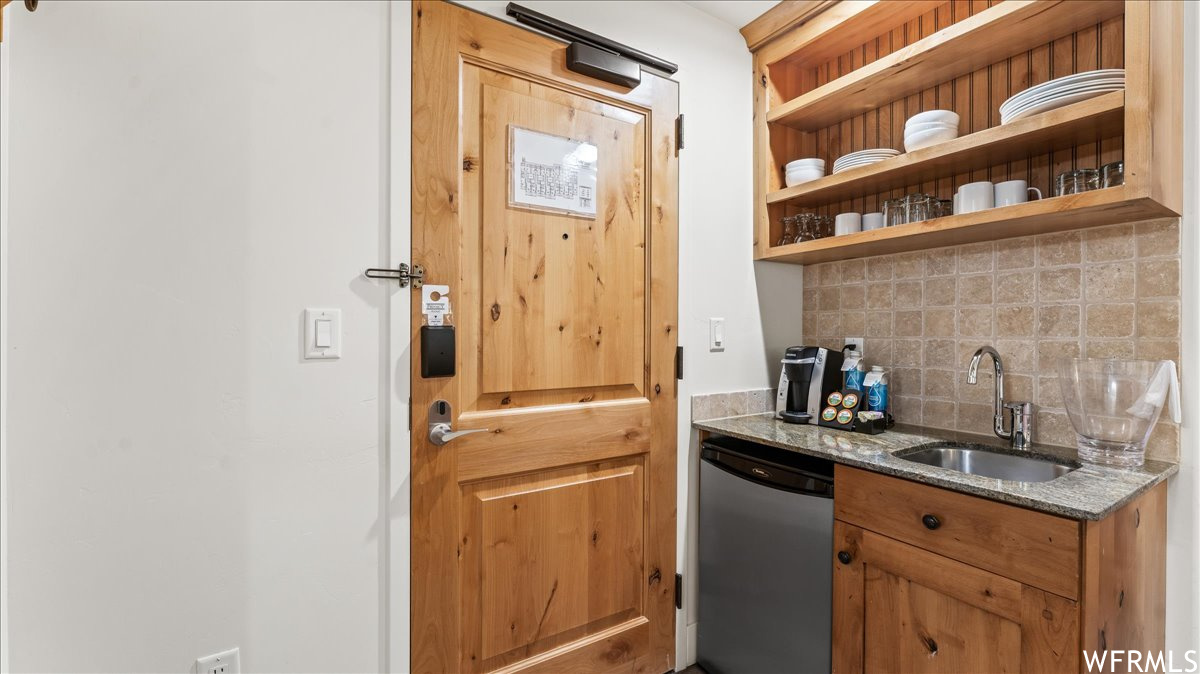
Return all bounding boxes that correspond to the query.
[844,336,864,358]
[196,648,240,674]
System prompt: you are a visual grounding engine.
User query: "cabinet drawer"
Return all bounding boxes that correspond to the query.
[834,465,1081,599]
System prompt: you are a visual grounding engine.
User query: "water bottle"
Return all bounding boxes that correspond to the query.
[843,348,865,390]
[866,366,889,412]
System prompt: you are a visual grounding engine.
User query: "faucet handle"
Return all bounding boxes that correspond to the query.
[1004,401,1034,449]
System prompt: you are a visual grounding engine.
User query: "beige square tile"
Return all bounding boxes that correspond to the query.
[866,256,894,281]
[924,277,957,306]
[924,339,957,367]
[894,310,923,337]
[894,281,922,308]
[894,339,923,367]
[1137,301,1180,339]
[802,312,817,342]
[924,369,957,398]
[1005,374,1034,402]
[958,274,994,305]
[1085,303,1136,338]
[1038,305,1080,337]
[892,368,923,398]
[1136,339,1181,363]
[803,286,819,308]
[867,282,894,309]
[924,308,956,337]
[1137,259,1180,299]
[958,242,995,272]
[840,284,866,310]
[957,402,995,434]
[1039,268,1082,302]
[818,287,841,311]
[1135,218,1181,258]
[996,305,1035,337]
[841,312,866,337]
[957,307,993,337]
[958,369,997,404]
[922,400,957,429]
[996,271,1036,304]
[1035,410,1075,448]
[996,237,1037,270]
[926,248,958,276]
[865,338,893,367]
[1084,339,1135,359]
[1037,375,1064,409]
[818,312,843,337]
[995,339,1037,373]
[1036,339,1081,371]
[867,311,893,338]
[817,263,840,287]
[1084,224,1135,262]
[1085,262,1136,302]
[803,264,820,288]
[839,259,866,284]
[1037,231,1082,266]
[893,252,926,279]
[891,396,922,426]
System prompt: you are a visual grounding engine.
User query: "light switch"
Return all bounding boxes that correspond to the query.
[305,308,341,359]
[709,317,725,352]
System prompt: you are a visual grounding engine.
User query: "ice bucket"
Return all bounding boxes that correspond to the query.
[1057,358,1178,467]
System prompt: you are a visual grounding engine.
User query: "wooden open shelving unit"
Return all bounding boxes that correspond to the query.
[743,0,1182,265]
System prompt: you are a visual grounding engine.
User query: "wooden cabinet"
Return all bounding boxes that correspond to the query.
[740,0,1183,265]
[832,465,1166,673]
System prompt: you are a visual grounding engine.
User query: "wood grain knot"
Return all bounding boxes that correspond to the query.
[654,383,662,395]
[648,568,661,586]
[602,639,632,663]
[490,303,501,321]
[1135,508,1141,528]
[501,396,511,405]
[919,634,938,656]
[462,157,477,172]
[1042,609,1054,621]
[1118,590,1125,608]
[469,41,481,50]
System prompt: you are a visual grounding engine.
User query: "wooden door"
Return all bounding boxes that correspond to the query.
[832,522,1079,674]
[411,3,678,673]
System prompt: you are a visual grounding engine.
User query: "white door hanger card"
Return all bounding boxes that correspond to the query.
[422,284,451,326]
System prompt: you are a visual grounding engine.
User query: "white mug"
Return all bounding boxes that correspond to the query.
[994,180,1042,207]
[834,212,862,236]
[952,192,960,215]
[957,181,995,214]
[862,212,884,230]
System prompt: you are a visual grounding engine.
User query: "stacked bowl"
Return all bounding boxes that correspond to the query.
[904,110,959,152]
[784,158,825,187]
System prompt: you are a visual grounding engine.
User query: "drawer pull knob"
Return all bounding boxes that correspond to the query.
[922,514,941,530]
[837,551,853,565]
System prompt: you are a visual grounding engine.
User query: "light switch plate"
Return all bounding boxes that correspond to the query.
[305,308,341,359]
[709,317,725,352]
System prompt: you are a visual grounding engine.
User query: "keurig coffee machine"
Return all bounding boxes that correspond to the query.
[776,346,846,424]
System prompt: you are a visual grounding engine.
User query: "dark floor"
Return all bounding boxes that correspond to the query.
[678,665,706,674]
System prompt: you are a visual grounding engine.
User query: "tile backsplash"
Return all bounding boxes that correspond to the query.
[801,218,1182,461]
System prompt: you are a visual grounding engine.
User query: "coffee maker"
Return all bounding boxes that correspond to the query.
[776,346,846,424]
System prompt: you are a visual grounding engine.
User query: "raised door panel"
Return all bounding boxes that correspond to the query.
[834,522,1079,674]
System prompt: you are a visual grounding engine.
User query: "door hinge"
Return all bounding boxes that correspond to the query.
[674,573,683,609]
[675,346,683,380]
[675,114,684,151]
[364,262,424,288]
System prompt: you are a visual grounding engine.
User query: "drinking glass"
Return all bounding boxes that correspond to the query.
[883,199,905,227]
[1055,169,1100,196]
[936,199,953,218]
[777,215,797,246]
[902,193,931,223]
[1102,161,1124,188]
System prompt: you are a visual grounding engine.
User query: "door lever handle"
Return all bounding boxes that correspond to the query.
[429,422,489,446]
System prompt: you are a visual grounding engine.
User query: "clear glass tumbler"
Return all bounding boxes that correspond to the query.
[883,199,905,227]
[902,193,931,223]
[1102,161,1124,188]
[776,216,797,246]
[1055,169,1100,196]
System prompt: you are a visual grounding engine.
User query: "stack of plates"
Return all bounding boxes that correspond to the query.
[1000,69,1124,124]
[833,148,900,174]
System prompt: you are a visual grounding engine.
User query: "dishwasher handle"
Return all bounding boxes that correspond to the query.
[700,446,834,498]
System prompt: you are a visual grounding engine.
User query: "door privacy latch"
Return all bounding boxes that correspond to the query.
[364,262,424,288]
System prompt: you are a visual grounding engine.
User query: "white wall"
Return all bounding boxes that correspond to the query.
[3,1,394,671]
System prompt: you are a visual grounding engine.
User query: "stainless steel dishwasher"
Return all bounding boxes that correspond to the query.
[698,435,834,674]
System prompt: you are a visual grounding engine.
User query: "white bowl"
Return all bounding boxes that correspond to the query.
[904,126,959,151]
[785,168,825,187]
[904,120,958,133]
[784,158,825,171]
[906,110,960,127]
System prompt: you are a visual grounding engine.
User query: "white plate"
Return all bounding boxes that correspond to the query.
[1001,87,1124,124]
[833,157,895,170]
[1001,80,1125,115]
[1001,82,1124,117]
[1000,68,1124,108]
[832,158,889,174]
[834,150,898,169]
[1001,71,1125,113]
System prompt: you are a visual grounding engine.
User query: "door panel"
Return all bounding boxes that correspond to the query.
[412,3,678,672]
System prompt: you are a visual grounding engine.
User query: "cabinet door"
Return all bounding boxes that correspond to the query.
[833,521,1078,674]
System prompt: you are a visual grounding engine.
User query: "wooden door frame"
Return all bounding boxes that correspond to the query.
[410,2,679,671]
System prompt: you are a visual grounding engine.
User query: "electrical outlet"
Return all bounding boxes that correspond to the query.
[845,336,865,358]
[196,648,240,674]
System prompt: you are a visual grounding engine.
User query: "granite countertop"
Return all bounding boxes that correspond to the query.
[694,413,1178,520]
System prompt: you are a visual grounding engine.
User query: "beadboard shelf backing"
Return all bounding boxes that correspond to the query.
[747,0,1182,264]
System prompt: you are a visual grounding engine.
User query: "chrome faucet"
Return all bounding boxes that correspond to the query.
[967,346,1033,449]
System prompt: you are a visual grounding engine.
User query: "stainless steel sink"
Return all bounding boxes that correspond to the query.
[896,444,1077,483]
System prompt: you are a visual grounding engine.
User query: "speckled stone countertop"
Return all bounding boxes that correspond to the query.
[694,413,1178,520]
